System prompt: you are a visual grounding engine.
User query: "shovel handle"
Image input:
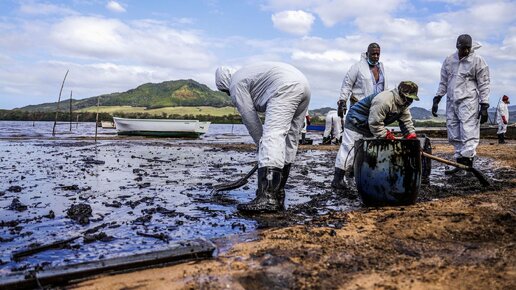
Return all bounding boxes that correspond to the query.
[421,152,470,170]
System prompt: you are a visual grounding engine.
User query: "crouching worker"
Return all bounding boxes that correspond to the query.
[215,62,311,213]
[332,81,419,190]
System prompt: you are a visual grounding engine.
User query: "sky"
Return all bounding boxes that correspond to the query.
[0,0,515,110]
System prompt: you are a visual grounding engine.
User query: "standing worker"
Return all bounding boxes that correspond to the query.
[322,109,342,145]
[497,95,510,144]
[300,112,311,144]
[432,34,490,174]
[215,62,311,213]
[332,81,420,189]
[338,43,389,118]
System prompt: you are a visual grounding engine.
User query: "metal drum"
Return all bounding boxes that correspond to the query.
[354,138,422,206]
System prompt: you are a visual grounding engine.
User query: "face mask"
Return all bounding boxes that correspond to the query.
[367,58,378,66]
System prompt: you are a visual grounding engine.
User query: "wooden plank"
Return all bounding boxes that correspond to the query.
[0,238,216,289]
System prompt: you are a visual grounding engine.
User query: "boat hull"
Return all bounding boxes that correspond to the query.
[113,117,210,138]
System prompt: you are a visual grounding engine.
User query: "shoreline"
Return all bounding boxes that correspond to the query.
[69,142,516,290]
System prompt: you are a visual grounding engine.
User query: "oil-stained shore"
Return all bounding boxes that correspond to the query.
[74,141,513,289]
[1,136,514,289]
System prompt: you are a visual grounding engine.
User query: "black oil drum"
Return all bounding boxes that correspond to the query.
[354,138,422,206]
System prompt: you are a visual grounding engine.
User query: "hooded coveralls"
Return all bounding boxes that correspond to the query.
[335,89,416,171]
[215,62,311,169]
[497,98,509,134]
[436,43,490,158]
[339,53,388,105]
[323,110,342,141]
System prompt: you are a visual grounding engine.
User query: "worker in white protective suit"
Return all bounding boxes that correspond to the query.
[322,110,342,145]
[432,34,490,174]
[496,95,510,144]
[338,43,388,119]
[332,81,419,190]
[215,62,311,213]
[300,112,311,144]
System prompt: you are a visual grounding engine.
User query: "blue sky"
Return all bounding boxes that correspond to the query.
[0,0,515,110]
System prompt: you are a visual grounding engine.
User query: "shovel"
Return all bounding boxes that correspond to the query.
[211,163,258,194]
[421,152,490,187]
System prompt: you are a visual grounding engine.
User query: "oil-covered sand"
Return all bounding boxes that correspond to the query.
[67,141,516,290]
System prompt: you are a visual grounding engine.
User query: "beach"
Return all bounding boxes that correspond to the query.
[0,121,514,289]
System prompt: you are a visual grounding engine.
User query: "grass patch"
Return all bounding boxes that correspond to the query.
[76,106,238,117]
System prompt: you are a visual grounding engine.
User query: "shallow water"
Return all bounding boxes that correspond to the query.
[0,121,343,276]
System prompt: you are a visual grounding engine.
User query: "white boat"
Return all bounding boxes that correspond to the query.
[113,117,210,138]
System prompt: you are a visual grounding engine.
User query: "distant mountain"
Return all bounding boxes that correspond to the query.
[309,106,433,120]
[410,107,433,120]
[16,79,232,112]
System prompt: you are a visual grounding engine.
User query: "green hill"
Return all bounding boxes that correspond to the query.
[16,79,233,112]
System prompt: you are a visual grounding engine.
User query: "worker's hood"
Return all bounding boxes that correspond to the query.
[215,66,235,91]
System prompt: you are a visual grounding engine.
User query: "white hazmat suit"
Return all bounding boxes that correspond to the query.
[323,110,342,142]
[339,53,388,105]
[497,97,509,135]
[215,62,311,169]
[436,43,490,158]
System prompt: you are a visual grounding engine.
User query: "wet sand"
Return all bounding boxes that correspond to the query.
[71,141,516,290]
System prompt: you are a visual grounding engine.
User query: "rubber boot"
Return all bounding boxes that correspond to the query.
[277,163,291,210]
[331,167,348,190]
[237,167,282,213]
[462,157,473,168]
[499,134,506,144]
[445,157,465,175]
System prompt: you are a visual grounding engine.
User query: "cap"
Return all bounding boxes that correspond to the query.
[456,34,472,48]
[398,81,419,101]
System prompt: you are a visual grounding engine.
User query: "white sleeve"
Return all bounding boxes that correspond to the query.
[233,83,263,145]
[339,64,358,103]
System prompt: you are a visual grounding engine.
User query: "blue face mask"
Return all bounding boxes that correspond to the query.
[367,58,378,66]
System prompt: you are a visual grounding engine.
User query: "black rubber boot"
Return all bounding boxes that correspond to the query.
[277,163,291,210]
[462,157,473,168]
[499,134,506,144]
[331,167,348,190]
[445,157,465,175]
[237,167,282,213]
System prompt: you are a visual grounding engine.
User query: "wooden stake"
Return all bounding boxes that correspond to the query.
[69,90,73,132]
[52,70,69,136]
[95,97,99,142]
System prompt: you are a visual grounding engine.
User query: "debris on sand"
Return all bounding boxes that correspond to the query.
[83,232,115,244]
[7,186,22,193]
[82,157,105,165]
[66,203,93,225]
[9,198,28,212]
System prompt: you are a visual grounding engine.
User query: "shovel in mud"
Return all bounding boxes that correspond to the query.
[421,152,490,187]
[211,163,258,194]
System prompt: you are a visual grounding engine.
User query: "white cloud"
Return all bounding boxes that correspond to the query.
[48,16,214,69]
[106,1,126,13]
[19,1,77,16]
[272,10,315,36]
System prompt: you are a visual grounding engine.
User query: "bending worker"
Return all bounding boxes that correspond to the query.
[432,34,490,173]
[338,43,388,118]
[215,62,311,213]
[322,109,342,145]
[497,95,510,144]
[332,81,419,190]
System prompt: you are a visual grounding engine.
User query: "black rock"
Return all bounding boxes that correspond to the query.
[7,186,22,193]
[9,198,28,212]
[66,203,93,225]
